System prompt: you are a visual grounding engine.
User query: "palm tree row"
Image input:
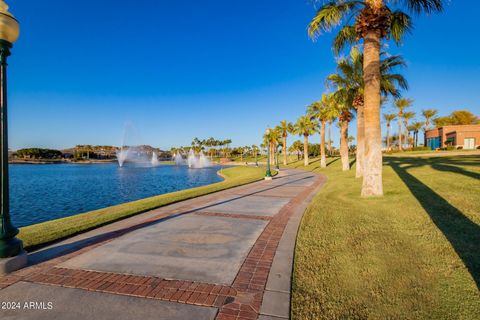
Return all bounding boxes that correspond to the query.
[172,137,233,158]
[264,45,408,175]
[327,47,408,176]
[384,101,440,150]
[308,0,444,197]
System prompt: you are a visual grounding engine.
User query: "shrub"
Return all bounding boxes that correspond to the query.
[412,147,431,152]
[440,146,455,151]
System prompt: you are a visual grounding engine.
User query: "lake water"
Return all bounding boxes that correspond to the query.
[9,163,224,227]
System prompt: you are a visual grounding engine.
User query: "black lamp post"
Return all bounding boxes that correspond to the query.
[0,0,23,260]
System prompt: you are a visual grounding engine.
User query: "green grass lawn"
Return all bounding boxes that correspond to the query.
[288,155,480,319]
[230,155,268,162]
[386,149,480,156]
[19,166,269,251]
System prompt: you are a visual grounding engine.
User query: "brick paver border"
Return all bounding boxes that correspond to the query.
[215,173,324,320]
[22,267,236,308]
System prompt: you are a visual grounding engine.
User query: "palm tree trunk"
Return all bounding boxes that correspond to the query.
[283,136,287,165]
[320,120,326,168]
[398,118,403,151]
[423,120,429,147]
[386,124,391,151]
[340,121,350,171]
[303,135,309,166]
[356,103,365,177]
[328,121,332,155]
[270,143,274,166]
[361,29,383,196]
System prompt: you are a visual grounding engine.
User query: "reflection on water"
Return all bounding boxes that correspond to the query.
[10,163,223,227]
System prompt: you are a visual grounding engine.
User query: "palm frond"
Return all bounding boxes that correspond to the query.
[397,0,444,14]
[390,10,413,44]
[381,54,407,71]
[385,73,409,91]
[333,25,357,55]
[308,1,363,40]
[326,73,348,89]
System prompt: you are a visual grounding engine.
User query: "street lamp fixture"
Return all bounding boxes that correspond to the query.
[0,0,26,274]
[264,128,272,180]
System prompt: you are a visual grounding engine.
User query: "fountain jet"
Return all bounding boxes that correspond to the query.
[174,153,185,166]
[151,152,160,166]
[185,150,211,168]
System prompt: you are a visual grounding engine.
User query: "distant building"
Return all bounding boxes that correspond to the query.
[425,124,480,149]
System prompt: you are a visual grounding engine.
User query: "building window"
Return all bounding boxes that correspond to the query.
[445,137,455,146]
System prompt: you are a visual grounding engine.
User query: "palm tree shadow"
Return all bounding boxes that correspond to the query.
[389,159,480,290]
[430,163,480,180]
[349,158,356,168]
[326,157,340,167]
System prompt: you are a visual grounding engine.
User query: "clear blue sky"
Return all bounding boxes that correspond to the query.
[7,0,480,150]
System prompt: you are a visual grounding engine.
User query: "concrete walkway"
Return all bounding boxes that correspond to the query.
[0,169,325,320]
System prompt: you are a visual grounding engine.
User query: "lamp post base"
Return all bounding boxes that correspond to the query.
[0,250,27,275]
[264,176,273,181]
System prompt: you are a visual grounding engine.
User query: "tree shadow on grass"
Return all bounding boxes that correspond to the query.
[392,156,480,180]
[430,163,480,180]
[326,157,340,167]
[290,159,305,168]
[349,158,356,168]
[388,158,480,290]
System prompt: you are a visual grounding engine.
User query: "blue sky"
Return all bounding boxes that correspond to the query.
[7,0,480,150]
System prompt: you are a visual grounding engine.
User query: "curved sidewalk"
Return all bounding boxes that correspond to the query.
[0,168,325,320]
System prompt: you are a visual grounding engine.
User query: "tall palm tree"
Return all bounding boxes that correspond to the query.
[348,136,355,148]
[383,113,396,151]
[289,140,303,161]
[293,116,318,166]
[329,92,352,171]
[273,126,283,168]
[339,107,353,171]
[264,128,280,167]
[278,120,294,165]
[308,0,443,196]
[307,95,333,168]
[326,101,339,158]
[260,142,267,156]
[422,108,438,147]
[402,111,416,148]
[327,47,407,178]
[410,121,424,148]
[327,119,335,156]
[394,98,413,151]
[251,144,259,166]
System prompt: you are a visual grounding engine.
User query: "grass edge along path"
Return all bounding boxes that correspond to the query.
[19,166,272,251]
[288,155,480,320]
